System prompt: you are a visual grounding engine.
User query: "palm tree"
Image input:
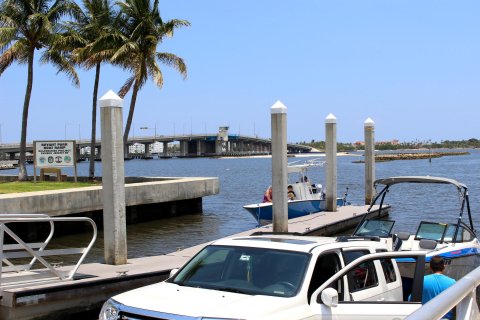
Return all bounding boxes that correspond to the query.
[62,0,119,180]
[0,0,79,181]
[113,0,189,154]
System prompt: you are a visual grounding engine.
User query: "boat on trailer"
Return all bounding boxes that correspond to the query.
[243,158,348,225]
[352,176,480,282]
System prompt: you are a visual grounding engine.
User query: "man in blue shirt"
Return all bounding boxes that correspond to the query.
[423,256,456,319]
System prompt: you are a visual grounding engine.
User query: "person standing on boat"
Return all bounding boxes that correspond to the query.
[263,186,273,203]
[301,176,313,194]
[422,256,456,319]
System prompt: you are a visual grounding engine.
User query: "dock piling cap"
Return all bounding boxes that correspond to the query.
[271,100,287,114]
[99,90,123,108]
[364,117,375,127]
[325,113,336,124]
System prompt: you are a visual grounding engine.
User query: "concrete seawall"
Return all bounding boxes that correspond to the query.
[0,176,219,217]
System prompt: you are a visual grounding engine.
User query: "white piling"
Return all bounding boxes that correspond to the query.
[364,118,375,204]
[271,101,288,232]
[325,113,337,212]
[100,90,127,265]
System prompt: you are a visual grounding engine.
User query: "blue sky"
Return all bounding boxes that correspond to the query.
[1,0,479,144]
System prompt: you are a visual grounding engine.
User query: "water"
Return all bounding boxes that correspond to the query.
[2,150,480,263]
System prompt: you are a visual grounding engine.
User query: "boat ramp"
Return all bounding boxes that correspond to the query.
[0,204,387,319]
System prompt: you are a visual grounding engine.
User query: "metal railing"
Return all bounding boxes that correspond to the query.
[0,214,97,293]
[406,265,480,320]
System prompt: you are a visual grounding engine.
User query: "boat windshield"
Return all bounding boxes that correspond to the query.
[415,222,447,241]
[416,221,476,243]
[354,220,395,237]
[169,245,310,297]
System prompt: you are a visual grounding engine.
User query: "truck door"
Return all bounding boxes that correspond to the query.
[308,252,425,320]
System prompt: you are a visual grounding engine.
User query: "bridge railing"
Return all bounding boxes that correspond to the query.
[405,264,480,320]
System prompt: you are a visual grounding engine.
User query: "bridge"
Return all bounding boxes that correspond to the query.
[0,130,312,160]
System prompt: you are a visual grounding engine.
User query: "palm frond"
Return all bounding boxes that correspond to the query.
[161,18,190,37]
[0,27,17,53]
[155,52,187,79]
[147,59,163,88]
[40,48,80,87]
[0,43,23,74]
[118,75,135,98]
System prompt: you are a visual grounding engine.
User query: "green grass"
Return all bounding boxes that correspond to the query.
[0,181,101,194]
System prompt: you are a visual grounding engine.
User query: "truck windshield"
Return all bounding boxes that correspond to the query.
[355,220,395,237]
[170,245,310,297]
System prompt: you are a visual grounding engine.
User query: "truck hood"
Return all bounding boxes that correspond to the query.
[113,282,295,318]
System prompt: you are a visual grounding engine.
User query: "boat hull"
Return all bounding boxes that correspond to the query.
[243,198,345,225]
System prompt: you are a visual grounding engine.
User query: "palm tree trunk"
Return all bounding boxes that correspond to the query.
[18,50,35,181]
[123,80,139,158]
[88,63,101,180]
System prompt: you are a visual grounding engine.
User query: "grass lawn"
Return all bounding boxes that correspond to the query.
[0,181,101,194]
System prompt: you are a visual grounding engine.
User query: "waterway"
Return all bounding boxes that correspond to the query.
[2,149,480,263]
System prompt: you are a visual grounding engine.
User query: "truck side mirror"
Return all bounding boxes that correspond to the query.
[169,268,179,278]
[321,288,339,307]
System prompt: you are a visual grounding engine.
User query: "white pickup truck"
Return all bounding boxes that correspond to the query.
[99,234,426,320]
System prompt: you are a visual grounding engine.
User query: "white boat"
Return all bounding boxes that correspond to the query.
[243,158,348,225]
[352,176,480,285]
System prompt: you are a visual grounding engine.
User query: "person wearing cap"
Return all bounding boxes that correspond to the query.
[422,256,456,319]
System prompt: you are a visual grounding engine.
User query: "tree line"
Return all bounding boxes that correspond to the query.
[0,0,189,181]
[299,138,480,152]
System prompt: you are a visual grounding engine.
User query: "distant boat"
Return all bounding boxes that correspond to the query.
[243,158,349,225]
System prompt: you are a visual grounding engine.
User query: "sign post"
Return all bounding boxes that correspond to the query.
[33,140,77,182]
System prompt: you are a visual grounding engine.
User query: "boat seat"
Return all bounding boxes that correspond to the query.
[397,232,411,241]
[419,239,437,250]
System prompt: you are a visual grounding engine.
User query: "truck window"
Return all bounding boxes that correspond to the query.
[380,258,397,283]
[343,250,378,293]
[308,252,342,303]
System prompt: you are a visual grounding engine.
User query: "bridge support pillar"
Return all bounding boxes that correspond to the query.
[237,141,245,152]
[215,141,222,155]
[163,142,169,157]
[143,143,151,157]
[180,141,187,156]
[196,140,204,156]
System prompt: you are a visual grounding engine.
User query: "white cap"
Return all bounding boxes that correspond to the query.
[325,113,336,124]
[271,100,287,114]
[364,117,375,127]
[99,90,123,108]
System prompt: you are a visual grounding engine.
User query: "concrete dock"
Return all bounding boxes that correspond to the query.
[0,204,388,319]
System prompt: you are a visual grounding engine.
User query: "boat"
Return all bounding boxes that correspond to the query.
[352,176,480,283]
[243,158,348,225]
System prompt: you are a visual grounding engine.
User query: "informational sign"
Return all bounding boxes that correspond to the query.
[34,141,76,167]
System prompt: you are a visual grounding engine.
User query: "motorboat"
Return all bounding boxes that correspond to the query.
[243,158,348,225]
[352,176,480,282]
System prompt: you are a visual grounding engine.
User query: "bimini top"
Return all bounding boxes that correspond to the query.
[287,158,325,174]
[374,176,467,191]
